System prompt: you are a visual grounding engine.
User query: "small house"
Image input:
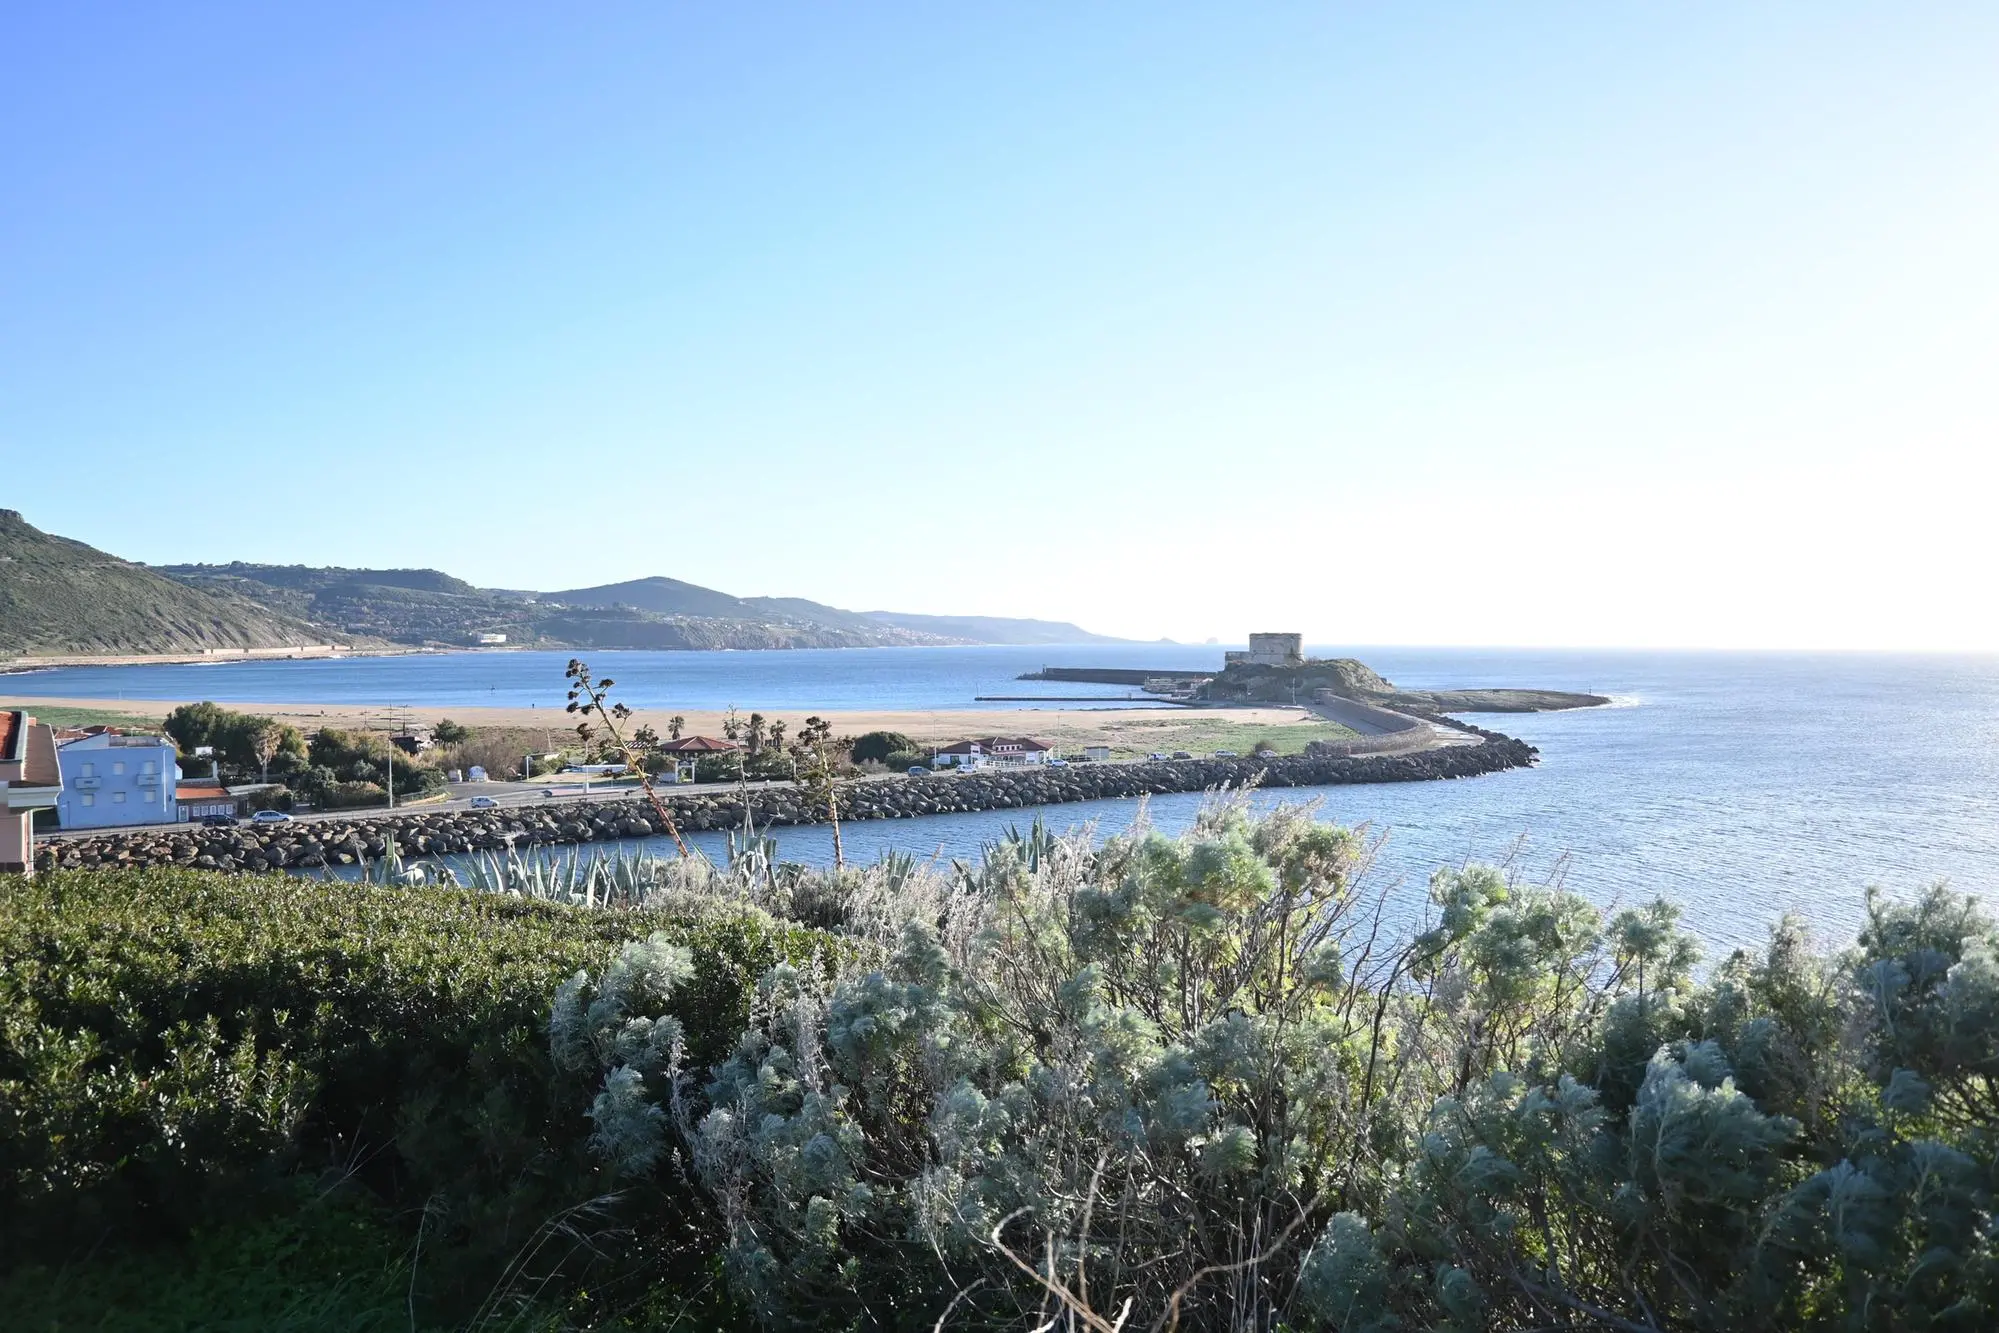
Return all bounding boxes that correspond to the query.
[176,782,243,822]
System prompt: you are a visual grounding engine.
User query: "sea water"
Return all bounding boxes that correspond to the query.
[9,646,1997,954]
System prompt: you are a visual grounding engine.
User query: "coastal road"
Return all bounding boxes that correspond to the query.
[38,748,1368,839]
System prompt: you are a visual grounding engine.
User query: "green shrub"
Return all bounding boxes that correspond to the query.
[318,779,387,808]
[849,731,917,765]
[0,867,839,1319]
[558,807,1999,1331]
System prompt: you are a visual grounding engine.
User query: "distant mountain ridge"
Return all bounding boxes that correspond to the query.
[859,610,1126,646]
[0,512,332,657]
[0,513,1124,655]
[534,578,1122,647]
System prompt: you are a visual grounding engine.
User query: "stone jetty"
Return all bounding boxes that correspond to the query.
[35,724,1535,874]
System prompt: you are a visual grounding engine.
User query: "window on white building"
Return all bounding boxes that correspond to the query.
[113,790,127,803]
[142,760,157,774]
[81,794,95,807]
[113,761,126,776]
[142,789,156,803]
[79,762,95,777]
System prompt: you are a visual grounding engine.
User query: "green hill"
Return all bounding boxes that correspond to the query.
[0,511,331,657]
[132,553,1128,653]
[158,562,528,646]
[541,575,766,620]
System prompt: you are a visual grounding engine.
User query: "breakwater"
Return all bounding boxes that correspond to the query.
[35,726,1534,874]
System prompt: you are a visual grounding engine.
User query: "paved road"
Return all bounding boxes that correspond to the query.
[39,751,1348,839]
[38,777,793,838]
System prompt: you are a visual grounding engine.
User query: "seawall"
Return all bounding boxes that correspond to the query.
[34,726,1535,874]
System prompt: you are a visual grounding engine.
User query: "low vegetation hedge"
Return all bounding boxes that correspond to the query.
[0,868,842,1316]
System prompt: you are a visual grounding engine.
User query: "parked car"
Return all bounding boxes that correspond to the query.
[470,795,498,808]
[1172,751,1193,760]
[907,766,929,777]
[248,809,293,825]
[541,788,558,797]
[198,814,236,828]
[1212,750,1239,759]
[1048,758,1068,768]
[1148,752,1170,762]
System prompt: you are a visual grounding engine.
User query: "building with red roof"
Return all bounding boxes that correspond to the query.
[933,736,1052,770]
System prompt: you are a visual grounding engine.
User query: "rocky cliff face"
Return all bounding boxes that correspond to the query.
[38,729,1535,873]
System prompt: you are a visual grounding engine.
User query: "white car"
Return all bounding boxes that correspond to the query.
[470,796,498,809]
[248,809,293,825]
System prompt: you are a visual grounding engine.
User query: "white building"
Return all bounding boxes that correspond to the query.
[55,731,180,829]
[933,736,1053,770]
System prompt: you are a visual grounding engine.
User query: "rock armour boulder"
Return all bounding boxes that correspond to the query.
[34,725,1534,874]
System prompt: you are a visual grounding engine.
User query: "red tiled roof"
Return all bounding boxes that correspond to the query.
[176,783,230,801]
[657,735,741,753]
[0,711,20,762]
[936,736,1052,755]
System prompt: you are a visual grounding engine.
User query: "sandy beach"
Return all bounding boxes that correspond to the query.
[3,694,1352,758]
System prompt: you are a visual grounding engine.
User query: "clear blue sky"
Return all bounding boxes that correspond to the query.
[5,4,1994,648]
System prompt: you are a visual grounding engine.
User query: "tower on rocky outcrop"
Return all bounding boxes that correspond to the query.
[1225,633,1304,667]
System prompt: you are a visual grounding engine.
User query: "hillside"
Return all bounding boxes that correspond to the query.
[127,552,1130,653]
[159,562,533,646]
[539,578,966,647]
[0,512,331,657]
[153,565,993,650]
[540,576,764,620]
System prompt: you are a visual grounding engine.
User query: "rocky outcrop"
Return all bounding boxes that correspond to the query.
[35,728,1535,874]
[1201,658,1606,714]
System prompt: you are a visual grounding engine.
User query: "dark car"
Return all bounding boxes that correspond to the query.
[198,814,236,828]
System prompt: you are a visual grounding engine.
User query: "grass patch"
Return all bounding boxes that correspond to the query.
[1,1183,427,1333]
[0,702,166,731]
[1053,713,1356,759]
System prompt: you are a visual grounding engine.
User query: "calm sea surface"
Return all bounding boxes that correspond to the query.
[9,646,1998,955]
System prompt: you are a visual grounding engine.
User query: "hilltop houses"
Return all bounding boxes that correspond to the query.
[54,730,182,829]
[1,710,62,875]
[934,736,1053,770]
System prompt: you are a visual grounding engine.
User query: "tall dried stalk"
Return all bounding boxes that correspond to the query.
[564,658,690,858]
